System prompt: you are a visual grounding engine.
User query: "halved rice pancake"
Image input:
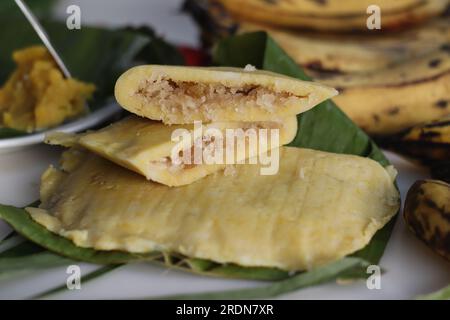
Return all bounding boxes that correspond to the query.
[114,65,337,124]
[26,147,399,271]
[46,115,298,186]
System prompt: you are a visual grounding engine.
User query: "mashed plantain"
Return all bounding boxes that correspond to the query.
[0,46,95,132]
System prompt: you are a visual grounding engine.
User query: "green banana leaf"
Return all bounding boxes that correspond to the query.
[30,264,122,299]
[0,0,57,20]
[0,32,399,298]
[0,251,73,281]
[0,128,27,139]
[151,257,369,300]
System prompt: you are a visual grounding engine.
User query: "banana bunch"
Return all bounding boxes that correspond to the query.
[404,180,450,261]
[184,0,450,135]
[215,0,449,32]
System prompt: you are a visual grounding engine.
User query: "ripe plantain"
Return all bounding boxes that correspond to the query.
[316,50,450,135]
[380,116,450,164]
[238,19,450,74]
[215,0,449,31]
[185,0,450,73]
[404,180,450,261]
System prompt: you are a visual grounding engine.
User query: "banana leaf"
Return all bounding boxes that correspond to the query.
[0,252,73,281]
[0,0,57,20]
[0,128,27,139]
[0,32,399,298]
[0,234,25,254]
[123,26,185,66]
[30,264,122,299]
[151,257,369,300]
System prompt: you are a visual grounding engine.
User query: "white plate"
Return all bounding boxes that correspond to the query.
[0,101,121,154]
[1,0,449,300]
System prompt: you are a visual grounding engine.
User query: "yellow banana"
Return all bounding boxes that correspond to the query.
[317,51,450,135]
[239,19,450,74]
[404,180,450,261]
[216,0,449,31]
[185,0,450,73]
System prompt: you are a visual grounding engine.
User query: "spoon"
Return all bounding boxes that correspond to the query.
[14,0,91,114]
[14,0,71,78]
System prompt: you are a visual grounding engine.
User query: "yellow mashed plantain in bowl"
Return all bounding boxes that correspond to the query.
[0,45,95,132]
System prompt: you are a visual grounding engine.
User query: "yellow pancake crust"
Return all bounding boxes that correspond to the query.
[46,115,298,186]
[27,147,399,271]
[114,65,337,124]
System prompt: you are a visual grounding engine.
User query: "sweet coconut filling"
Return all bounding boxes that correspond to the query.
[147,118,287,172]
[134,74,306,118]
[149,129,272,172]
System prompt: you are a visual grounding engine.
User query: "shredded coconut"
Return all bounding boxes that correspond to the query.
[134,73,304,122]
[244,64,257,72]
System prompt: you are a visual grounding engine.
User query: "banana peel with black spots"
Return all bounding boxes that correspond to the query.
[404,180,450,261]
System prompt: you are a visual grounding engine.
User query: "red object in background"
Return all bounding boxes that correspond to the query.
[178,46,210,66]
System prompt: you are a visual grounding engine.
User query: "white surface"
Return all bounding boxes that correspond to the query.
[53,0,199,47]
[0,0,449,299]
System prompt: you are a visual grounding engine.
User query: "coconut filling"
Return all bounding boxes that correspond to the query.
[134,74,307,121]
[149,122,284,173]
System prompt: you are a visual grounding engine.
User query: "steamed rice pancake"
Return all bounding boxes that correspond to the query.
[26,147,399,271]
[46,115,298,186]
[114,65,338,124]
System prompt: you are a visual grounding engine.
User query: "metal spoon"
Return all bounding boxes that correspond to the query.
[14,0,91,115]
[14,0,72,78]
